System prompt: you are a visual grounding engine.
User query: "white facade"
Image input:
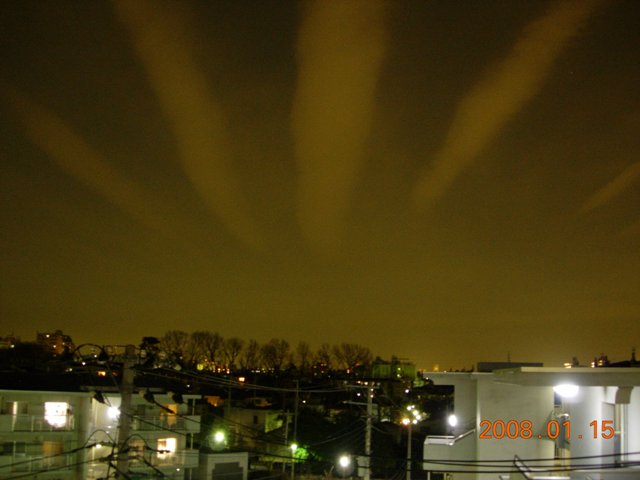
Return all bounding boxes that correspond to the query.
[423,368,640,480]
[0,389,201,479]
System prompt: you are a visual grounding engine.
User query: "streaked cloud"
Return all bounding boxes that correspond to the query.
[412,0,603,210]
[114,0,265,251]
[580,161,640,214]
[292,0,388,257]
[2,86,176,237]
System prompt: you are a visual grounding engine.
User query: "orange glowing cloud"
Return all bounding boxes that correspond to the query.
[3,86,174,236]
[292,0,388,257]
[580,161,640,214]
[114,0,265,251]
[412,0,604,210]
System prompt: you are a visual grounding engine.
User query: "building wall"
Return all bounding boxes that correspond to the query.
[627,387,640,464]
[424,373,554,480]
[476,377,554,479]
[0,390,201,480]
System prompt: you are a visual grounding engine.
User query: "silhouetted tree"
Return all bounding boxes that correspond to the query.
[314,343,333,368]
[192,331,222,368]
[222,337,244,370]
[160,330,191,368]
[296,341,312,374]
[139,337,161,366]
[240,339,260,371]
[332,343,372,373]
[260,338,290,372]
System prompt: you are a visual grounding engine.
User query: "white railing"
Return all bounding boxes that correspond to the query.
[0,414,75,432]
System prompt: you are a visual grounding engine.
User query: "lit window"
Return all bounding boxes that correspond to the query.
[44,402,68,428]
[157,438,177,456]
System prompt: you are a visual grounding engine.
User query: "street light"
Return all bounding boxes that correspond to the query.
[447,414,458,428]
[402,405,422,480]
[337,454,353,477]
[291,443,298,479]
[553,384,579,398]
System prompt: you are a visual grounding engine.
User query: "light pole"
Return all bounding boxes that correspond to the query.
[404,419,412,480]
[402,405,422,480]
[290,443,298,479]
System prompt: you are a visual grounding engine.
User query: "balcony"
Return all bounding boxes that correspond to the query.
[129,415,200,433]
[0,453,75,474]
[0,414,75,433]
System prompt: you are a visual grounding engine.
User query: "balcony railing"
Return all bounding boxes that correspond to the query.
[0,414,75,432]
[129,415,199,432]
[0,453,75,473]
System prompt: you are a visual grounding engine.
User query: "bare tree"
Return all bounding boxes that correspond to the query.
[192,331,223,369]
[296,341,312,373]
[240,339,261,371]
[222,337,244,370]
[332,343,372,373]
[160,330,190,366]
[314,343,333,368]
[159,330,203,368]
[260,338,290,372]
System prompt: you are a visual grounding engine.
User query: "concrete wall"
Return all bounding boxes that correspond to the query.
[627,387,640,464]
[476,377,554,479]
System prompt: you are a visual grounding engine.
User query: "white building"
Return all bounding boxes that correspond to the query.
[423,367,640,480]
[0,388,201,479]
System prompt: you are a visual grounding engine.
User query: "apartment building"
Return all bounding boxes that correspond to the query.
[423,366,640,480]
[0,388,201,479]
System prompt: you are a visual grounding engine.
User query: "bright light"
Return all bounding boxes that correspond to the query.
[401,417,411,426]
[554,384,579,398]
[44,402,68,428]
[448,414,458,427]
[158,437,177,455]
[107,407,120,420]
[338,455,351,468]
[290,443,298,452]
[214,431,226,444]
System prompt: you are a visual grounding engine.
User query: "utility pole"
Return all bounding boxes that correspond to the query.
[344,384,375,480]
[116,345,136,478]
[364,385,372,480]
[292,380,299,480]
[406,423,412,480]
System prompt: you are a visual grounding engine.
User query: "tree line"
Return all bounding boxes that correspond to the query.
[140,330,373,374]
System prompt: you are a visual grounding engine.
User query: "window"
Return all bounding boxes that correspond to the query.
[157,437,177,456]
[44,402,68,428]
[42,441,64,468]
[1,443,12,455]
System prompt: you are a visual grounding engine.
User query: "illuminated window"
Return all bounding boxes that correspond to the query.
[157,437,177,456]
[44,402,68,428]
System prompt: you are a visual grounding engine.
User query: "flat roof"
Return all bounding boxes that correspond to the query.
[492,367,640,387]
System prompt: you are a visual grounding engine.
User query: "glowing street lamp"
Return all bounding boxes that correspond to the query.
[553,384,579,398]
[447,414,458,428]
[402,405,424,480]
[336,454,353,477]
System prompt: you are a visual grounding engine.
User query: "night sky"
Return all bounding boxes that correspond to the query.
[1,1,638,370]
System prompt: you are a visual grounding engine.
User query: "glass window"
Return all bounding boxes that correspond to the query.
[44,402,68,428]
